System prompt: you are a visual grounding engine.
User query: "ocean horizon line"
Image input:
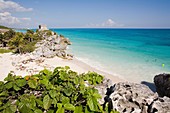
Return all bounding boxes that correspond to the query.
[14,27,170,30]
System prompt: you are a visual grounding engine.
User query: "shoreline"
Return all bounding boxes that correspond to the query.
[71,57,125,83]
[0,53,125,83]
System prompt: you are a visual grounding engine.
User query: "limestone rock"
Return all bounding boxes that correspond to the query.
[154,73,170,97]
[109,82,156,113]
[32,31,73,59]
[150,96,170,113]
[103,82,170,113]
[95,78,114,104]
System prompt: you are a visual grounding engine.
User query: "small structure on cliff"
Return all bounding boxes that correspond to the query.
[38,24,48,31]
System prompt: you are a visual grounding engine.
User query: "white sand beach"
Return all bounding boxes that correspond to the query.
[0,53,124,82]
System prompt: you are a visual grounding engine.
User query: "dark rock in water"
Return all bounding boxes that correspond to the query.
[154,73,170,97]
[102,82,170,113]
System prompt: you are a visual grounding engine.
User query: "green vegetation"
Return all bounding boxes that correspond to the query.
[0,66,118,113]
[0,29,15,47]
[0,25,10,29]
[0,48,12,53]
[0,29,46,54]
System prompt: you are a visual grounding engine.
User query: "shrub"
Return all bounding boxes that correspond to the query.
[20,42,36,53]
[0,66,118,113]
[0,48,12,53]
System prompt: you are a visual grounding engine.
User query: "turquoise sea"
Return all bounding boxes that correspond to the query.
[16,28,170,82]
[51,28,170,82]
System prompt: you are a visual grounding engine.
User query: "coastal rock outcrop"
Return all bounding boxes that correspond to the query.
[33,31,73,59]
[154,73,170,98]
[100,82,170,113]
[95,78,114,104]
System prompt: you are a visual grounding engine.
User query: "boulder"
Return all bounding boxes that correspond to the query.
[95,78,114,104]
[150,96,170,113]
[154,73,170,97]
[102,82,170,113]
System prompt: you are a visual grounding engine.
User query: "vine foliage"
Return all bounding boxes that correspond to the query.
[0,66,118,113]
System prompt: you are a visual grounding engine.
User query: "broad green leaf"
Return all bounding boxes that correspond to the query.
[52,98,57,108]
[4,73,14,82]
[13,84,21,91]
[31,76,39,80]
[16,79,26,87]
[40,78,49,86]
[2,108,12,113]
[56,103,64,113]
[30,98,36,110]
[9,105,17,112]
[87,97,99,111]
[0,101,2,106]
[18,104,33,113]
[34,109,43,113]
[49,90,57,98]
[35,99,43,108]
[73,77,79,85]
[64,103,75,111]
[28,79,37,89]
[59,71,69,80]
[85,106,93,113]
[65,66,70,70]
[43,95,52,110]
[41,69,52,76]
[0,81,4,86]
[53,67,61,75]
[0,91,8,97]
[74,106,83,113]
[93,92,101,99]
[5,82,13,89]
[57,103,63,109]
[47,110,54,113]
[62,96,69,105]
[2,105,16,113]
[47,83,55,90]
[63,88,72,96]
[96,76,102,84]
[56,107,64,113]
[0,83,4,92]
[98,103,105,113]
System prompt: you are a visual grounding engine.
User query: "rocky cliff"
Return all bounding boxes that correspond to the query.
[33,30,73,59]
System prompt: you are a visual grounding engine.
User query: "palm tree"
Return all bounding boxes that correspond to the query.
[9,32,24,53]
[0,33,3,45]
[2,29,15,47]
[24,30,35,42]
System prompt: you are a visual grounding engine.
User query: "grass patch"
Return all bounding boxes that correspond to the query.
[0,48,12,53]
[0,25,10,29]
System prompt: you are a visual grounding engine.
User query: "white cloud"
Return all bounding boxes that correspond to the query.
[87,19,124,28]
[0,0,33,12]
[0,12,20,25]
[20,17,31,21]
[102,19,116,27]
[0,0,32,28]
[0,12,31,26]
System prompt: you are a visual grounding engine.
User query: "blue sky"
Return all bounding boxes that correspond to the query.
[0,0,170,28]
